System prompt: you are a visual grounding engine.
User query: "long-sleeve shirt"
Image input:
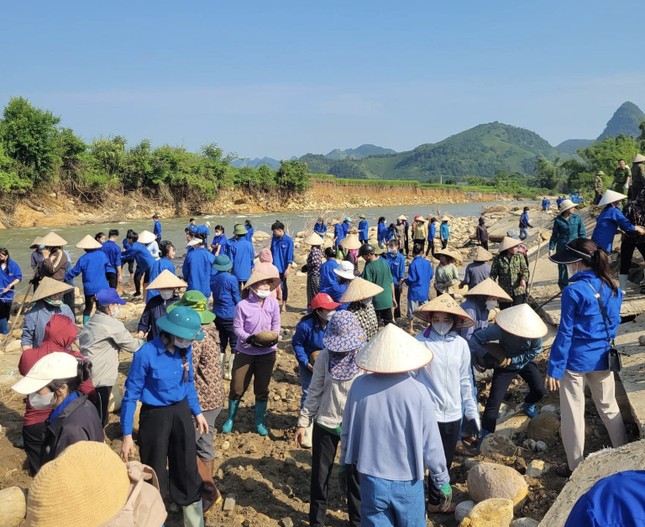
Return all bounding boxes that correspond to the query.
[549,213,587,251]
[228,238,255,282]
[547,270,621,379]
[182,248,215,299]
[65,250,109,296]
[462,262,491,289]
[362,258,394,310]
[138,294,179,341]
[0,260,22,303]
[245,226,254,243]
[358,220,369,242]
[145,257,176,302]
[440,223,450,241]
[334,223,347,245]
[101,240,122,275]
[31,250,44,271]
[341,373,450,487]
[476,225,488,244]
[210,234,229,256]
[384,251,406,285]
[458,297,489,346]
[519,212,532,229]
[591,205,637,252]
[21,301,75,348]
[122,242,155,273]
[489,253,529,297]
[292,315,326,368]
[428,223,436,241]
[434,263,459,294]
[233,292,280,355]
[320,277,349,309]
[377,223,387,244]
[270,234,294,274]
[412,222,428,241]
[153,220,162,241]
[405,256,433,302]
[210,271,241,320]
[192,324,225,411]
[319,259,339,292]
[121,337,202,435]
[471,324,542,371]
[313,222,327,235]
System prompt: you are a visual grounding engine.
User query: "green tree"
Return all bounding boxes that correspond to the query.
[55,128,87,186]
[256,164,276,189]
[90,136,127,180]
[276,160,310,191]
[123,139,154,190]
[578,135,639,176]
[0,143,29,192]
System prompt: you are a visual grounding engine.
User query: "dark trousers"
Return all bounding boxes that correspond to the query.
[63,288,75,313]
[620,237,645,275]
[437,419,461,470]
[279,272,289,302]
[134,267,144,294]
[557,263,569,290]
[426,239,435,257]
[393,287,402,318]
[230,351,276,402]
[106,272,118,289]
[93,385,112,427]
[0,301,11,334]
[480,241,489,250]
[215,317,237,355]
[375,307,393,326]
[481,362,545,433]
[441,239,448,249]
[139,400,202,505]
[499,294,527,310]
[310,423,361,527]
[23,421,47,475]
[83,294,95,317]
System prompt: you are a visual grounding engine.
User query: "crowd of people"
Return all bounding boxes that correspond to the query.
[5,155,645,526]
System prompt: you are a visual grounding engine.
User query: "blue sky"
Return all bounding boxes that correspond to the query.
[2,1,643,160]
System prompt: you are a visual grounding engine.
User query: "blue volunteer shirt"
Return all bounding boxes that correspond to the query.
[210,270,241,319]
[122,242,156,273]
[405,256,433,302]
[101,240,122,274]
[0,260,22,303]
[65,249,109,295]
[440,223,450,240]
[182,248,215,299]
[145,257,176,302]
[428,223,436,241]
[358,220,369,242]
[314,222,327,235]
[319,259,340,292]
[228,238,255,282]
[270,234,294,274]
[384,251,406,284]
[334,223,346,244]
[153,220,162,240]
[377,223,387,244]
[210,234,229,255]
[196,224,210,238]
[591,205,636,252]
[292,315,326,368]
[245,226,254,243]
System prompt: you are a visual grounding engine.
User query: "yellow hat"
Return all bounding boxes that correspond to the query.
[245,271,281,291]
[341,234,362,250]
[339,277,384,303]
[76,235,102,250]
[144,269,187,290]
[303,232,324,245]
[464,278,512,301]
[498,236,522,253]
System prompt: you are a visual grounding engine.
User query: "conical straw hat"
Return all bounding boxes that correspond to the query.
[75,235,102,250]
[413,293,474,328]
[30,277,73,303]
[494,303,547,338]
[633,153,645,163]
[341,234,362,250]
[39,231,67,246]
[245,271,281,291]
[464,278,512,301]
[498,236,522,252]
[145,270,187,290]
[598,189,627,207]
[441,216,450,221]
[29,237,43,249]
[558,199,577,213]
[303,232,324,246]
[340,277,384,303]
[138,230,156,244]
[473,246,493,261]
[355,324,433,373]
[435,248,461,262]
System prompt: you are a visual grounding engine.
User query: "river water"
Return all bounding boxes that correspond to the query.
[2,200,523,295]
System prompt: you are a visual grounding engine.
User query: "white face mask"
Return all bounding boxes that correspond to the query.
[214,231,223,237]
[361,298,372,306]
[111,306,120,318]
[566,263,579,277]
[29,391,55,409]
[388,248,397,254]
[485,300,497,311]
[432,321,453,336]
[159,290,174,300]
[322,310,336,321]
[255,289,271,299]
[174,336,192,349]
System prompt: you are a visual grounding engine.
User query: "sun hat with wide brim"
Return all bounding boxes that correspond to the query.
[233,224,248,236]
[494,303,547,339]
[25,441,131,527]
[558,199,577,213]
[156,306,205,341]
[473,246,493,262]
[434,248,460,262]
[303,232,324,246]
[39,232,67,246]
[29,236,43,249]
[549,241,592,265]
[12,352,78,395]
[441,216,450,222]
[244,271,281,291]
[322,310,366,352]
[358,213,366,219]
[138,230,156,244]
[334,261,356,280]
[186,238,204,247]
[75,235,102,250]
[397,215,407,221]
[30,277,73,303]
[212,254,233,271]
[355,323,433,373]
[145,270,187,290]
[166,290,216,324]
[464,278,512,301]
[498,236,522,253]
[339,277,384,303]
[598,189,628,207]
[413,293,475,328]
[633,154,645,163]
[341,235,362,250]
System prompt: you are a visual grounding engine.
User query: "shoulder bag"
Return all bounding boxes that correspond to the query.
[583,280,623,372]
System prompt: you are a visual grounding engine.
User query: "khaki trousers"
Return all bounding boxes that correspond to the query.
[559,369,626,471]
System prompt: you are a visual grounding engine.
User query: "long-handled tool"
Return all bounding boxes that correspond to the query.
[1,281,34,350]
[527,231,542,298]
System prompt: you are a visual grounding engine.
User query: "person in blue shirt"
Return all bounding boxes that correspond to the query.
[270,221,294,312]
[384,239,406,318]
[541,197,551,211]
[244,220,254,243]
[210,225,229,257]
[313,217,327,236]
[319,247,340,293]
[152,213,162,242]
[518,207,533,240]
[122,229,135,276]
[101,229,122,289]
[186,218,198,236]
[426,217,437,257]
[376,216,387,248]
[228,224,255,285]
[546,238,626,478]
[120,306,209,525]
[138,269,185,342]
[121,232,156,297]
[384,223,396,244]
[146,241,177,303]
[439,217,450,249]
[196,222,211,240]
[404,243,433,333]
[65,235,110,325]
[333,218,350,250]
[556,196,565,207]
[182,238,215,300]
[0,248,22,334]
[592,189,645,255]
[357,214,369,243]
[321,261,354,310]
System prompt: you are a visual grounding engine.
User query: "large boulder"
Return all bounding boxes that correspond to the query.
[0,487,26,527]
[495,414,530,439]
[526,412,560,443]
[459,498,514,527]
[467,462,528,507]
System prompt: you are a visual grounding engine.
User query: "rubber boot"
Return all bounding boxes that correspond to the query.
[301,422,313,448]
[224,355,234,381]
[196,457,222,512]
[222,399,239,434]
[619,274,628,293]
[82,315,90,325]
[220,353,226,379]
[182,500,204,527]
[255,401,268,436]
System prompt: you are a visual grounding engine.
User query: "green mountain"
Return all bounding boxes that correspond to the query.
[325,144,396,160]
[556,139,594,156]
[597,101,645,140]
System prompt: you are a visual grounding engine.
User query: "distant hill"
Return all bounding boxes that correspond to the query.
[597,101,645,140]
[325,144,396,160]
[556,139,595,156]
[230,157,281,169]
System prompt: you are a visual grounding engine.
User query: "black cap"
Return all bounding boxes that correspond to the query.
[358,243,375,256]
[549,242,591,265]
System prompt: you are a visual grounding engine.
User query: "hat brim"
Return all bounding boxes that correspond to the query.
[559,203,577,213]
[549,245,589,265]
[334,269,356,280]
[166,301,216,324]
[156,317,205,340]
[212,262,233,271]
[311,299,341,310]
[12,376,51,395]
[244,273,281,291]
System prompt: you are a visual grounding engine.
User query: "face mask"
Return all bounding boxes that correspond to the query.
[112,307,120,318]
[388,248,397,254]
[255,289,271,299]
[432,321,453,336]
[485,300,497,311]
[322,310,336,321]
[44,297,63,307]
[566,263,579,277]
[174,336,192,349]
[159,290,175,300]
[29,391,55,409]
[361,298,372,306]
[214,231,223,236]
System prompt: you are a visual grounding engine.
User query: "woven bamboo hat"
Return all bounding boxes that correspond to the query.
[138,230,156,244]
[76,235,102,250]
[633,154,645,163]
[244,271,281,291]
[473,247,493,262]
[435,248,461,262]
[397,215,407,221]
[31,277,73,303]
[464,278,512,301]
[558,199,577,213]
[498,236,522,252]
[39,231,67,246]
[598,189,628,207]
[25,441,130,527]
[29,236,43,249]
[145,270,187,290]
[303,232,324,246]
[441,216,450,221]
[494,303,547,338]
[341,234,362,250]
[413,293,475,328]
[355,323,433,373]
[340,277,384,303]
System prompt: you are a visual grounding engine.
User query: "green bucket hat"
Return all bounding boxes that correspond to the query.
[166,291,216,324]
[156,306,205,340]
[233,224,248,236]
[212,254,233,271]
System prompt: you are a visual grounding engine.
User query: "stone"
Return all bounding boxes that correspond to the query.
[463,458,480,471]
[495,414,530,439]
[525,460,548,478]
[540,404,559,414]
[0,486,26,527]
[4,339,21,354]
[535,441,547,453]
[522,439,537,452]
[479,434,518,460]
[284,457,296,466]
[511,519,539,527]
[280,518,294,527]
[459,498,514,527]
[639,335,645,346]
[107,382,123,413]
[221,440,230,450]
[223,496,236,512]
[526,412,560,443]
[243,478,258,492]
[467,462,529,507]
[455,500,476,523]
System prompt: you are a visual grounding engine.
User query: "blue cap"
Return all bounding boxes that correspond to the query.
[95,288,126,306]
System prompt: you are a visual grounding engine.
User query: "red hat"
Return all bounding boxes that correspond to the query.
[310,293,341,311]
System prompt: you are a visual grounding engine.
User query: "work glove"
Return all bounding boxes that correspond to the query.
[437,483,453,512]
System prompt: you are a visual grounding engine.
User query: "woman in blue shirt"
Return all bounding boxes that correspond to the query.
[210,225,229,257]
[0,248,22,334]
[313,217,327,236]
[244,220,254,243]
[357,214,369,243]
[145,241,177,302]
[376,217,387,248]
[546,238,626,477]
[591,189,645,257]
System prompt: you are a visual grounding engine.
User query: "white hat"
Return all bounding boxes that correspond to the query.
[39,231,67,246]
[397,215,407,221]
[145,270,187,290]
[76,235,102,250]
[12,352,79,395]
[598,189,628,207]
[464,278,512,301]
[340,277,384,303]
[334,261,356,280]
[186,238,203,247]
[303,232,324,246]
[498,236,522,252]
[494,304,548,339]
[138,230,156,244]
[633,154,645,163]
[355,324,433,373]
[558,199,577,213]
